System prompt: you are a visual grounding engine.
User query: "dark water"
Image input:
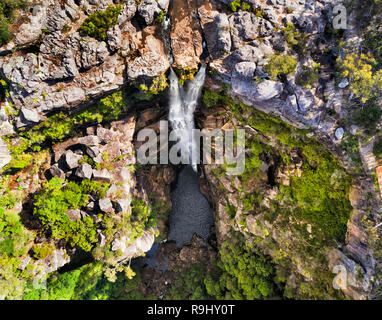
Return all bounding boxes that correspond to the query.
[168,165,214,247]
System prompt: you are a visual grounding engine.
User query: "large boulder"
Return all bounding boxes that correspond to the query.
[138,0,162,25]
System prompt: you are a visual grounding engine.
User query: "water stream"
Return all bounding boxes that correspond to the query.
[167,65,213,247]
[168,65,206,171]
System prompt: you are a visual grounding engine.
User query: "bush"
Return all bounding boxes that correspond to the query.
[353,100,381,132]
[265,55,297,80]
[373,137,382,159]
[337,52,382,103]
[0,0,28,46]
[33,177,98,252]
[296,67,320,88]
[79,4,121,41]
[202,89,221,108]
[204,234,279,299]
[282,23,308,55]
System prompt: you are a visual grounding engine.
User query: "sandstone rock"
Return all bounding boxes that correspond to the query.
[93,169,112,182]
[38,32,79,81]
[215,13,231,54]
[255,80,284,101]
[114,198,131,213]
[99,198,114,213]
[98,231,106,247]
[335,128,345,140]
[232,45,265,63]
[78,135,99,147]
[21,107,41,123]
[65,209,82,221]
[32,249,70,279]
[45,2,70,32]
[138,0,162,25]
[96,126,113,144]
[234,62,257,80]
[0,138,11,170]
[107,25,122,51]
[127,52,169,79]
[65,150,82,169]
[229,12,259,50]
[87,201,95,211]
[111,230,154,259]
[338,79,349,89]
[13,4,47,46]
[75,163,93,179]
[49,164,65,179]
[118,0,137,24]
[169,0,203,69]
[77,37,109,70]
[86,146,100,158]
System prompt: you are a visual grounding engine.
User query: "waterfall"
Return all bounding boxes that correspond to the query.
[168,65,206,171]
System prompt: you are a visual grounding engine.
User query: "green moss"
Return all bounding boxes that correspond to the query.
[202,89,221,108]
[79,4,121,41]
[31,242,56,260]
[265,55,297,80]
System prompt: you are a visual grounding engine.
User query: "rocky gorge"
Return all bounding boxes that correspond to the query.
[0,0,381,300]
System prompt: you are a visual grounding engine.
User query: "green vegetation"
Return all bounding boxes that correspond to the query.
[3,90,128,173]
[155,10,165,24]
[337,52,382,103]
[373,136,382,159]
[207,91,353,244]
[296,63,320,88]
[204,234,281,299]
[0,0,28,46]
[33,177,100,252]
[23,262,144,300]
[175,68,197,86]
[138,74,169,99]
[202,89,221,108]
[353,99,381,134]
[265,55,297,80]
[31,242,56,260]
[79,4,122,41]
[282,23,308,55]
[0,180,35,300]
[167,264,211,300]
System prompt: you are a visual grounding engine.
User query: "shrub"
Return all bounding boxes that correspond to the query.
[204,234,279,299]
[337,52,382,103]
[33,177,97,252]
[202,89,221,108]
[373,137,382,159]
[229,0,241,12]
[282,23,308,55]
[353,100,381,132]
[79,4,122,41]
[0,0,28,45]
[296,68,320,88]
[265,55,297,80]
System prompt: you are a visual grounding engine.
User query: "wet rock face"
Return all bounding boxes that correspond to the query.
[169,0,203,70]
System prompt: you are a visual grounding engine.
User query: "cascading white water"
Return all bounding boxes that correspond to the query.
[168,65,206,171]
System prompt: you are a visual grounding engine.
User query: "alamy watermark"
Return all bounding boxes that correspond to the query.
[333,4,347,30]
[136,121,246,175]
